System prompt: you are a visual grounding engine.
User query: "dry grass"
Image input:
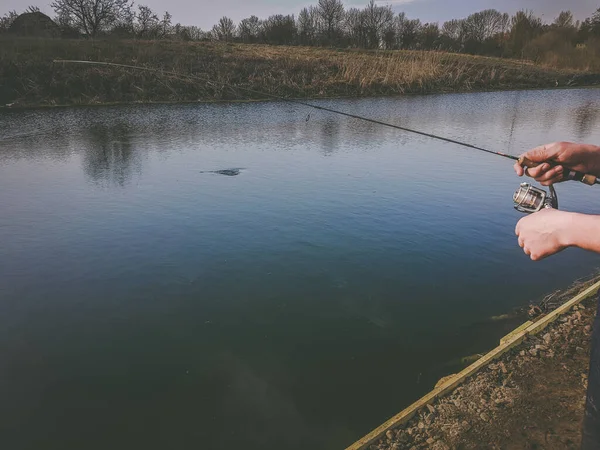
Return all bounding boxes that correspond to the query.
[1,38,599,107]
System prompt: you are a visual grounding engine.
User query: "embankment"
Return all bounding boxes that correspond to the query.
[349,276,600,450]
[2,38,600,108]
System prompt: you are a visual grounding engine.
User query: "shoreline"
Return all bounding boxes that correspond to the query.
[348,275,600,450]
[3,39,600,111]
[2,84,600,112]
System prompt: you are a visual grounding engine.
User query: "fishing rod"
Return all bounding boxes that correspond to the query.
[53,59,599,213]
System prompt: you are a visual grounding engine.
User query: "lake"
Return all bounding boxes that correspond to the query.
[1,89,600,450]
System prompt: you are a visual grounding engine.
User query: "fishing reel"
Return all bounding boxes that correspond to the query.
[513,182,558,214]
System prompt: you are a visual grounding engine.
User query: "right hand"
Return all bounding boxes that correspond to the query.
[514,142,600,186]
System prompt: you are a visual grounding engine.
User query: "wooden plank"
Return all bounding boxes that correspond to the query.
[345,280,600,450]
[500,320,533,345]
[525,281,600,335]
[345,329,529,450]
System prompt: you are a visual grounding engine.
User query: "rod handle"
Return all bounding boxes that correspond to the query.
[519,156,597,186]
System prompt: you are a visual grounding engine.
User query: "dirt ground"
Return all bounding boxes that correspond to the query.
[372,290,597,450]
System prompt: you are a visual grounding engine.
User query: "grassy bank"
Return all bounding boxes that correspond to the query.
[2,37,600,108]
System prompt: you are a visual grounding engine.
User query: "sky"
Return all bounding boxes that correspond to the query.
[1,0,598,30]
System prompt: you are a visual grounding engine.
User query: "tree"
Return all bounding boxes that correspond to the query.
[136,5,159,38]
[316,0,344,43]
[396,14,422,49]
[462,9,507,47]
[26,6,41,13]
[554,11,574,29]
[419,23,440,50]
[507,10,543,57]
[238,15,261,43]
[112,3,134,36]
[261,14,296,45]
[592,7,600,32]
[212,16,235,41]
[159,11,172,38]
[441,19,466,51]
[362,0,394,49]
[298,7,319,45]
[0,10,18,33]
[50,0,134,36]
[344,7,367,48]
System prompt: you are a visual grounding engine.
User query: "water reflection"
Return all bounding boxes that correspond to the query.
[82,123,141,187]
[2,89,600,450]
[318,118,342,156]
[574,102,600,140]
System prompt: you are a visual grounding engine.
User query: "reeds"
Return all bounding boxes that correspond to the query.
[0,38,596,107]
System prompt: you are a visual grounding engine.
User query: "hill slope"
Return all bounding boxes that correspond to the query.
[1,38,599,107]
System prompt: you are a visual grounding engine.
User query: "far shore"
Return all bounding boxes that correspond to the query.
[2,38,600,109]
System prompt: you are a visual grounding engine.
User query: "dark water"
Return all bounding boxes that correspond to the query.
[1,89,600,450]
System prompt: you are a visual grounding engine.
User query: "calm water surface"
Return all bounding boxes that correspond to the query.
[1,89,600,450]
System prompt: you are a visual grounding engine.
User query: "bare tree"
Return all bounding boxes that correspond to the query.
[159,11,172,38]
[50,0,134,36]
[362,0,394,48]
[136,5,159,38]
[344,7,367,47]
[261,14,296,45]
[396,14,422,49]
[440,19,466,51]
[441,19,464,41]
[212,16,235,41]
[26,6,41,13]
[316,0,344,43]
[298,7,319,45]
[463,9,506,43]
[238,15,261,43]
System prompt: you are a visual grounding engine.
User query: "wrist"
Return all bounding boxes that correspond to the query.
[559,211,580,248]
[584,144,600,176]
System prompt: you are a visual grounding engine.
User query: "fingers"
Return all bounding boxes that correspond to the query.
[519,163,564,185]
[514,161,524,177]
[516,143,560,178]
[525,162,552,179]
[524,143,557,163]
[537,165,564,185]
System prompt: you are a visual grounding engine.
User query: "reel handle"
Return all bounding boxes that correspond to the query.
[518,156,597,186]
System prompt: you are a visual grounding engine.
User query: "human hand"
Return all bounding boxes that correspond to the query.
[514,142,600,186]
[515,208,576,261]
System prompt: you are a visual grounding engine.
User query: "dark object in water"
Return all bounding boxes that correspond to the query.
[200,168,243,176]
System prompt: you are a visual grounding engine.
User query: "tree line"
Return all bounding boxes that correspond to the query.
[2,0,600,62]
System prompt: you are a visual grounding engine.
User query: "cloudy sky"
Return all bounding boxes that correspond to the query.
[1,0,598,30]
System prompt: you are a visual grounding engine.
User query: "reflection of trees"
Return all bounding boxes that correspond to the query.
[573,103,599,140]
[82,123,141,187]
[318,118,341,156]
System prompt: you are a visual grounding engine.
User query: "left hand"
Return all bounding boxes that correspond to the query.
[515,208,575,261]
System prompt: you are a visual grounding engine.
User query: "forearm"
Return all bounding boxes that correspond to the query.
[565,213,600,253]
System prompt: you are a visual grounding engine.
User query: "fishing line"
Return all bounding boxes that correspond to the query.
[53,59,599,186]
[52,59,514,158]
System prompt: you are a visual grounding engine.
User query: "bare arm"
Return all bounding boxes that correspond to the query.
[515,209,600,260]
[566,213,600,254]
[513,142,600,260]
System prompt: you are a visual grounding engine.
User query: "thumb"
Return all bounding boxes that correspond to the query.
[522,143,556,163]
